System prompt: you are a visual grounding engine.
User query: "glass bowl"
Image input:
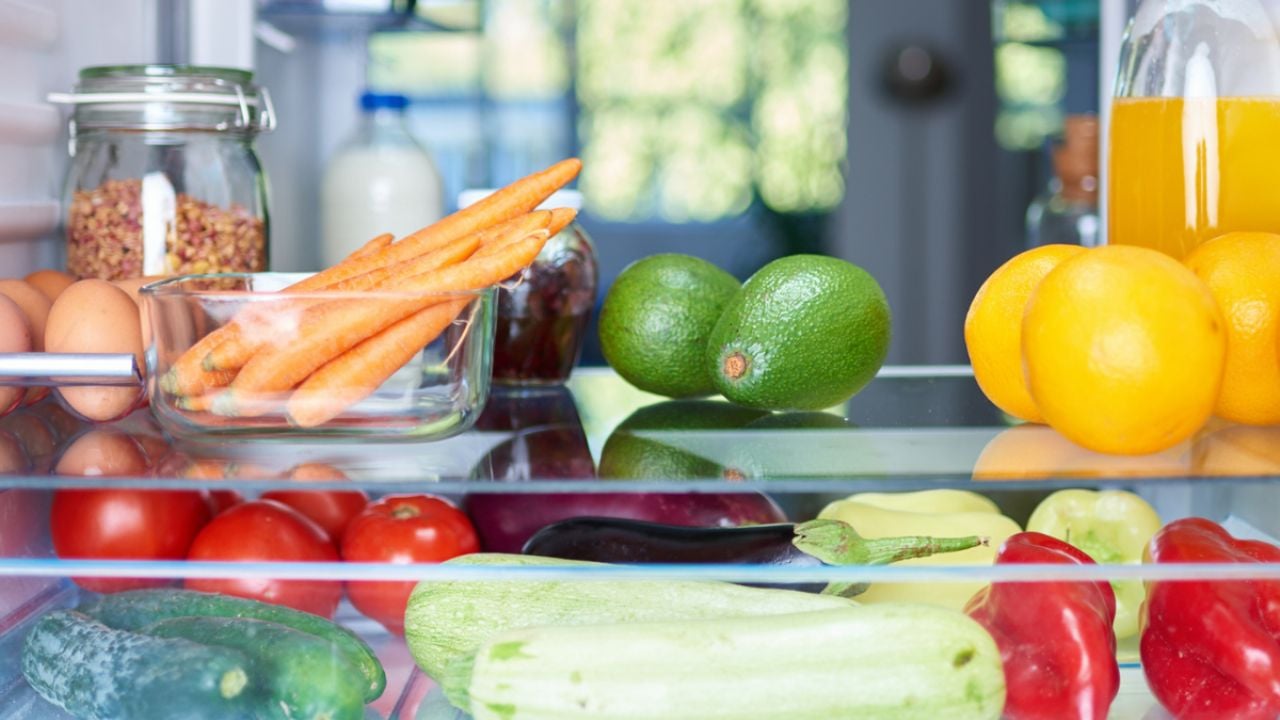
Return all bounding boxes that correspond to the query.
[141,273,495,442]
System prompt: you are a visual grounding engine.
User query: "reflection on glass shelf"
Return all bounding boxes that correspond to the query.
[3,369,1280,490]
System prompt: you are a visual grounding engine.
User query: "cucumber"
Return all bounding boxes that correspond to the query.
[145,616,368,720]
[79,588,385,701]
[21,610,254,720]
[404,553,852,680]
[445,606,1006,720]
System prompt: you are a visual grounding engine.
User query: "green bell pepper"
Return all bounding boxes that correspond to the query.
[1025,488,1161,639]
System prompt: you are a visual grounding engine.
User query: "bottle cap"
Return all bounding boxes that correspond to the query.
[360,92,409,111]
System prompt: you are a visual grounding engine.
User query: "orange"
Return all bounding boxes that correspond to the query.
[965,244,1086,422]
[1023,245,1225,455]
[1184,232,1280,425]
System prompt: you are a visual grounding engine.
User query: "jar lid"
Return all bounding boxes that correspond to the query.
[48,64,275,134]
[458,188,583,212]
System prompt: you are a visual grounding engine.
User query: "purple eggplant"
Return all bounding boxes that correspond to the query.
[522,516,987,596]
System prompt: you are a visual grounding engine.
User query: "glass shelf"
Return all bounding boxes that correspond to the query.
[2,366,1276,492]
[1,367,1276,718]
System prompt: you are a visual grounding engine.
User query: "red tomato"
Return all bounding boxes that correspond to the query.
[51,489,211,593]
[204,490,244,515]
[185,499,341,618]
[341,494,479,634]
[261,463,368,544]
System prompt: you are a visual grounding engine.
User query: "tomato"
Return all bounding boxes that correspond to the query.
[341,494,479,634]
[185,499,341,618]
[261,463,368,544]
[204,490,244,515]
[51,489,211,593]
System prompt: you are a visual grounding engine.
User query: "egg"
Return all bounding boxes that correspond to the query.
[54,427,148,477]
[45,280,145,422]
[23,269,75,303]
[111,275,168,351]
[0,295,32,416]
[0,279,55,406]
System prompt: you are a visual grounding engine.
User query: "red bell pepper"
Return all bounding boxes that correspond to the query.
[964,531,1119,720]
[1142,517,1280,720]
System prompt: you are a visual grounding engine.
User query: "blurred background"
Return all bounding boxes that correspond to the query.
[0,0,1133,364]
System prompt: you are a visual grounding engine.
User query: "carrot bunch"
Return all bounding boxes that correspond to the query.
[160,158,582,428]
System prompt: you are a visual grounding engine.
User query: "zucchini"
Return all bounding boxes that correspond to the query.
[445,606,1006,720]
[21,610,253,720]
[145,616,368,720]
[79,588,385,701]
[404,553,852,680]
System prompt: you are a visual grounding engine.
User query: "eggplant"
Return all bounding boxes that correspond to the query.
[521,517,986,596]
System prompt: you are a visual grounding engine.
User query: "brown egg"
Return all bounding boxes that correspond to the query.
[54,427,148,477]
[45,280,145,422]
[0,280,55,406]
[23,269,75,303]
[111,275,168,353]
[0,295,32,416]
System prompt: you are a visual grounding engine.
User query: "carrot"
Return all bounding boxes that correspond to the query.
[286,297,471,428]
[327,231,484,292]
[203,214,547,372]
[290,158,581,292]
[169,157,580,392]
[547,207,578,237]
[161,333,237,396]
[215,230,550,417]
[202,231,485,372]
[346,232,394,261]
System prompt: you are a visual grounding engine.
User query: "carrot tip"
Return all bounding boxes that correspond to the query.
[159,371,179,395]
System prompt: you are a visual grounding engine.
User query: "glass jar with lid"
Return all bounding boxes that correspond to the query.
[458,188,597,385]
[1108,0,1280,258]
[50,65,275,280]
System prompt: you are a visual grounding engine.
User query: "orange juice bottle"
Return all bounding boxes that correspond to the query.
[1108,97,1280,259]
[1107,0,1280,259]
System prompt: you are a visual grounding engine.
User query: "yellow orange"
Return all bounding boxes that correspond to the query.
[964,244,1086,422]
[1023,245,1225,455]
[1184,232,1280,425]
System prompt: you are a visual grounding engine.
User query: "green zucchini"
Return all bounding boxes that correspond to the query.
[404,553,852,680]
[79,588,385,701]
[22,610,253,720]
[445,606,1006,720]
[145,616,367,720]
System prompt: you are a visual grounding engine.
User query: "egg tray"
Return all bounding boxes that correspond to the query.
[0,352,141,387]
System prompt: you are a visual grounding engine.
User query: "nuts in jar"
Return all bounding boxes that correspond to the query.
[67,179,266,281]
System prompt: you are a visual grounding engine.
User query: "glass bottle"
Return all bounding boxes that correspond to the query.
[458,189,598,386]
[321,92,445,267]
[1108,0,1280,258]
[53,65,274,280]
[1027,114,1100,248]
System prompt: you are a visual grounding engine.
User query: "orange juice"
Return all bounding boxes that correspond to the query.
[1108,96,1280,259]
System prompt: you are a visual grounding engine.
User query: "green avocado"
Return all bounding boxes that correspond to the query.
[707,254,891,411]
[599,254,741,398]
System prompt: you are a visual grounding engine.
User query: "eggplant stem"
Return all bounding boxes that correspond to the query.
[791,519,985,566]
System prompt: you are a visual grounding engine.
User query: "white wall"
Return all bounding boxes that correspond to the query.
[0,0,158,278]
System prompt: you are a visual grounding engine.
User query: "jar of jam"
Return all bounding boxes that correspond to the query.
[459,189,598,385]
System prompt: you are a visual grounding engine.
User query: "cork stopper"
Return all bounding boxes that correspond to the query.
[1053,114,1099,205]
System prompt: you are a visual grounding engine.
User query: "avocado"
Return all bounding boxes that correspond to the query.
[599,254,741,398]
[707,254,891,411]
